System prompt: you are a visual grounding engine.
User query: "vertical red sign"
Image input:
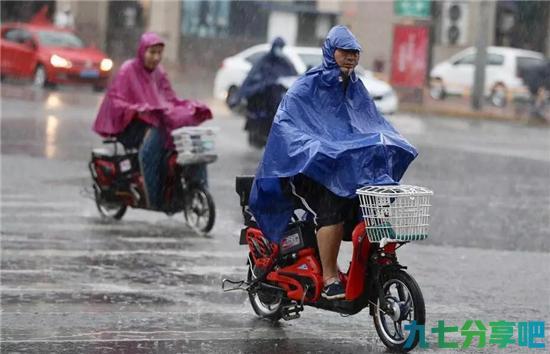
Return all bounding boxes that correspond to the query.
[390,25,429,88]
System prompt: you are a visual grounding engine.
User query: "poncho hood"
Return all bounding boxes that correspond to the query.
[322,25,362,70]
[234,37,297,101]
[136,31,165,67]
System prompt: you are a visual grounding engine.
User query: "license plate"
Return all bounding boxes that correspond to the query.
[80,69,99,78]
[119,159,131,172]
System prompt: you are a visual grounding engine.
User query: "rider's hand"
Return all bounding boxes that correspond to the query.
[137,104,166,115]
[227,95,241,109]
[136,104,151,113]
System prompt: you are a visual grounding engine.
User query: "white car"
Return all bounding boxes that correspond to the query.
[213,44,398,114]
[429,46,546,107]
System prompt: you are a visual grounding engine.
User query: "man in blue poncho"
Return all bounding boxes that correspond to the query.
[249,26,418,300]
[230,37,297,147]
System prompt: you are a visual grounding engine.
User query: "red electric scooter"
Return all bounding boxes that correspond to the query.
[223,176,433,352]
[89,127,217,233]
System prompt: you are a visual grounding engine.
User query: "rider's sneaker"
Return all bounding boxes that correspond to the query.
[321,281,345,300]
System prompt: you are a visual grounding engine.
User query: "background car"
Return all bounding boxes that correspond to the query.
[213,44,398,114]
[429,46,546,107]
[0,22,113,91]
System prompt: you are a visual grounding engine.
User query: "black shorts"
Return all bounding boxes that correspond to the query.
[289,174,357,229]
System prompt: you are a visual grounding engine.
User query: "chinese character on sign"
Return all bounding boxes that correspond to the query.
[390,25,429,88]
[460,319,487,348]
[518,321,546,349]
[432,320,460,349]
[394,0,431,18]
[404,321,429,349]
[489,321,516,348]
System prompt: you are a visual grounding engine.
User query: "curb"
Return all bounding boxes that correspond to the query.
[398,103,549,126]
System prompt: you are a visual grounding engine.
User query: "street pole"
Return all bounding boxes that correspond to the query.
[471,1,490,110]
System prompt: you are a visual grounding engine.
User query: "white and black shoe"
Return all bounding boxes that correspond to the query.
[321,281,345,300]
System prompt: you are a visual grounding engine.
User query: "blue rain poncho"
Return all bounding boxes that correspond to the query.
[235,37,297,102]
[249,26,418,242]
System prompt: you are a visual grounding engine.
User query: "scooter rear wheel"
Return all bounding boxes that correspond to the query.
[94,189,127,220]
[247,258,284,321]
[373,269,425,352]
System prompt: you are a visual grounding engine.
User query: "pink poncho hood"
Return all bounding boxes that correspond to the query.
[93,32,212,141]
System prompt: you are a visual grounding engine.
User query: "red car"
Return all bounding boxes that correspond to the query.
[0,22,113,90]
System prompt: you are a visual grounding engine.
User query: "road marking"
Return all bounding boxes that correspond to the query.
[0,194,36,200]
[0,249,246,259]
[1,201,84,208]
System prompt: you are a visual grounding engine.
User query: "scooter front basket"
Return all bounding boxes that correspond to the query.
[356,185,433,243]
[171,127,218,166]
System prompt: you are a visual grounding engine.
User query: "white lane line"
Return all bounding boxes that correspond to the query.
[1,264,247,278]
[0,194,36,200]
[1,249,245,259]
[0,235,214,245]
[0,328,376,344]
[1,201,84,208]
[1,269,59,274]
[0,264,247,278]
[1,222,158,231]
[0,279,244,293]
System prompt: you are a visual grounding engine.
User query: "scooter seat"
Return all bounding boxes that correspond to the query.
[92,148,115,158]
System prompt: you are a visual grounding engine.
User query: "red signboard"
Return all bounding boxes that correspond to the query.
[390,25,429,88]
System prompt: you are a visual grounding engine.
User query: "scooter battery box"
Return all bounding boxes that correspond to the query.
[279,222,316,255]
[279,227,304,255]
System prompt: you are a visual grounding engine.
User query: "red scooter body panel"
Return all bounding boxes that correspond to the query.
[246,227,278,271]
[164,153,179,202]
[345,222,371,301]
[267,248,323,302]
[94,159,115,187]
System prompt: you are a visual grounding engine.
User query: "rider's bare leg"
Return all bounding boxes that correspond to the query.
[317,223,344,284]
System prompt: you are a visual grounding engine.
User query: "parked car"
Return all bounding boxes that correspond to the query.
[429,46,546,107]
[213,44,398,114]
[0,22,113,90]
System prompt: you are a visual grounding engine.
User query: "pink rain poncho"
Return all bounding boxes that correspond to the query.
[93,32,212,146]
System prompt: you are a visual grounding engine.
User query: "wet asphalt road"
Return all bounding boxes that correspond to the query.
[1,83,549,353]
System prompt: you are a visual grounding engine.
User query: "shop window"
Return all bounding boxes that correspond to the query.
[181,0,230,38]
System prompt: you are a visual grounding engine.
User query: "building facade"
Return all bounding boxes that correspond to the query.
[7,0,548,88]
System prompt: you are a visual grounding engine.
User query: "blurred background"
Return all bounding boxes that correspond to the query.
[2,0,549,120]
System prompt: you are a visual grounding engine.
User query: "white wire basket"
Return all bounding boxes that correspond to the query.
[356,185,433,243]
[171,127,218,166]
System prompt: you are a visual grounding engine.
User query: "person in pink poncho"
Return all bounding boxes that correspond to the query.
[93,32,212,209]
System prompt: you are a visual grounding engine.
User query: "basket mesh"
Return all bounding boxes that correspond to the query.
[356,185,433,243]
[171,127,217,165]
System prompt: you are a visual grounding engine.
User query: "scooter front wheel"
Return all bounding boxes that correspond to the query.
[184,187,215,234]
[94,188,127,220]
[373,269,425,352]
